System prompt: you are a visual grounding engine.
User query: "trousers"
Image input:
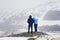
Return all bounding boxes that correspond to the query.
[34,24,37,32]
[28,24,33,33]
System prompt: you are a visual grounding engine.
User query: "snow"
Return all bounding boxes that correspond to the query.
[0,32,60,40]
[0,37,29,40]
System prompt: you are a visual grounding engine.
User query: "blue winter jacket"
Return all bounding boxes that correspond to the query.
[34,18,38,24]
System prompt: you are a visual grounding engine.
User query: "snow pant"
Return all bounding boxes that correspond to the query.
[28,24,33,34]
[34,24,38,32]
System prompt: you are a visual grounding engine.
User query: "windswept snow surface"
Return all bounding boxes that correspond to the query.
[0,37,29,40]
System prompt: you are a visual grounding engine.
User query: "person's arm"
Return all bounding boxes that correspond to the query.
[27,19,29,23]
[33,18,34,23]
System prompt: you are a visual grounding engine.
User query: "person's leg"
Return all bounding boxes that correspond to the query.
[35,24,37,32]
[28,24,30,33]
[34,24,36,32]
[31,24,33,34]
[34,24,37,32]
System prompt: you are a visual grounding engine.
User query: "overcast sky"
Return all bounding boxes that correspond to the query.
[0,0,44,10]
[0,0,59,10]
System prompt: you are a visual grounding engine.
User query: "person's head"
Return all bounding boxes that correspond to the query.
[35,16,38,18]
[29,15,32,18]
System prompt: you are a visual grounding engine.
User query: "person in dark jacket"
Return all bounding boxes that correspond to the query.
[27,15,34,34]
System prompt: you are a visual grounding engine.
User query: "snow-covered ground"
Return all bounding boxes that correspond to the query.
[0,32,60,40]
[46,32,60,38]
[0,37,29,40]
[35,32,60,40]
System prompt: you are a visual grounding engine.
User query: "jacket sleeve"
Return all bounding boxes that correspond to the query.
[27,19,29,23]
[33,19,34,23]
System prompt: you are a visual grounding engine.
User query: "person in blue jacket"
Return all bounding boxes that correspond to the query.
[34,16,38,33]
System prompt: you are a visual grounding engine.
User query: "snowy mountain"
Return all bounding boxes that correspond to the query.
[0,0,60,36]
[39,25,60,32]
[44,11,60,20]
